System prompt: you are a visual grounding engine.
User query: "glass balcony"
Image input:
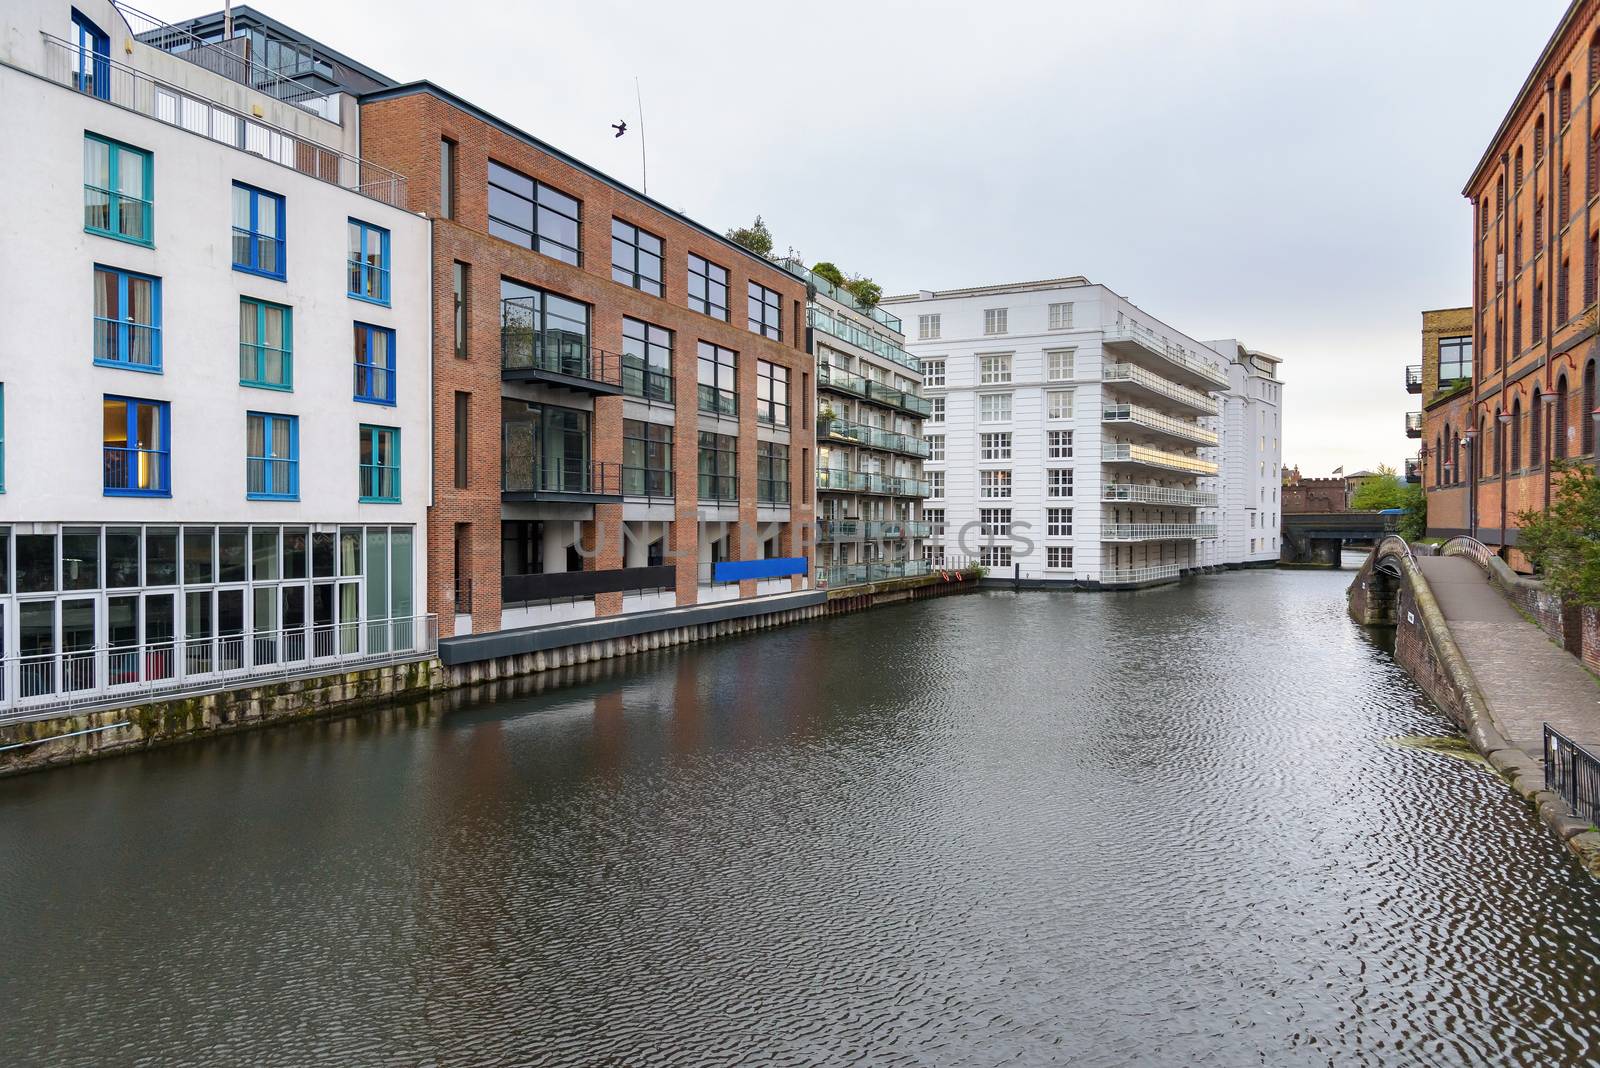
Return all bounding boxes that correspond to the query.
[621,467,674,498]
[1101,362,1219,415]
[809,307,920,374]
[1101,442,1219,476]
[777,258,905,333]
[501,455,622,503]
[1405,411,1423,438]
[1102,403,1219,446]
[1405,365,1423,394]
[818,418,931,458]
[816,470,930,497]
[1100,523,1219,541]
[819,366,931,417]
[1101,323,1230,391]
[817,560,933,588]
[1102,484,1219,508]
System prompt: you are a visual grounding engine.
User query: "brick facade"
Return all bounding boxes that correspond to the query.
[1419,307,1474,537]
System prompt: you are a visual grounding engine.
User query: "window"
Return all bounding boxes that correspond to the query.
[688,254,729,320]
[246,412,298,500]
[1047,468,1073,498]
[623,317,674,402]
[71,10,110,99]
[1048,430,1074,459]
[923,358,945,387]
[979,545,1012,568]
[452,262,469,359]
[83,135,151,245]
[1561,74,1573,128]
[103,395,169,496]
[1047,508,1073,537]
[354,323,397,405]
[1048,303,1074,330]
[698,341,738,417]
[756,360,790,426]
[440,138,457,219]
[980,354,1012,384]
[918,314,941,340]
[924,508,945,534]
[347,219,391,305]
[926,434,945,461]
[1047,390,1074,420]
[980,470,1012,498]
[979,508,1011,536]
[1046,349,1074,381]
[928,470,944,498]
[1046,546,1073,570]
[454,391,469,489]
[612,219,663,296]
[93,266,161,371]
[488,160,581,265]
[983,308,1008,335]
[357,425,401,503]
[1515,147,1524,188]
[979,432,1012,461]
[1561,258,1572,323]
[501,278,590,375]
[758,441,790,504]
[929,397,945,423]
[748,281,782,340]
[979,393,1012,423]
[698,431,737,500]
[1586,362,1598,454]
[623,419,673,497]
[239,297,292,389]
[231,183,284,279]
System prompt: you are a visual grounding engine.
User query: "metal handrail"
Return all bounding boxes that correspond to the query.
[1100,564,1183,584]
[1545,724,1600,826]
[1101,402,1220,446]
[1440,535,1491,571]
[1101,323,1229,388]
[1102,484,1219,508]
[1101,362,1220,414]
[1101,523,1219,541]
[1102,442,1219,476]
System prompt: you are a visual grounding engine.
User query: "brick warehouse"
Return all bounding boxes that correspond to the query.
[357,84,815,641]
[1415,307,1474,538]
[1465,0,1600,567]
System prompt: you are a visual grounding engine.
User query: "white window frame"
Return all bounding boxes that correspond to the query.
[1048,430,1074,459]
[926,434,945,462]
[929,397,945,424]
[918,313,941,340]
[927,470,944,498]
[922,358,945,388]
[1048,302,1074,331]
[979,508,1011,536]
[1045,545,1073,570]
[1047,468,1073,498]
[979,354,1012,385]
[1046,389,1074,420]
[983,308,1008,336]
[978,392,1012,424]
[979,469,1012,499]
[980,544,1012,568]
[1045,349,1074,382]
[1046,508,1073,537]
[979,432,1012,462]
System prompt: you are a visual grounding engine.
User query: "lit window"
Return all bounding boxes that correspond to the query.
[980,469,1012,498]
[103,395,169,496]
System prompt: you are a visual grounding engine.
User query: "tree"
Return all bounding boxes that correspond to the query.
[1518,460,1600,605]
[1398,484,1427,541]
[1349,465,1406,510]
[810,261,846,287]
[726,215,773,256]
[843,275,882,307]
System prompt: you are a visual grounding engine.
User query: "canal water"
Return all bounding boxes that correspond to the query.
[4,566,1600,1066]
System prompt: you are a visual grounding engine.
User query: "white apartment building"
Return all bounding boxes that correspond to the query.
[1207,341,1284,567]
[0,0,432,715]
[787,262,931,587]
[884,278,1279,587]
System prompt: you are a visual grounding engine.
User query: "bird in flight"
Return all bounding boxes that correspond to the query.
[612,121,627,138]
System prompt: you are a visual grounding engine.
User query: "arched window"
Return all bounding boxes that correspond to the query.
[1516,146,1525,188]
[1537,114,1548,162]
[1557,374,1571,459]
[1455,430,1464,484]
[1532,386,1544,466]
[1591,31,1600,89]
[1434,434,1443,485]
[1498,175,1506,214]
[1494,407,1504,474]
[1480,418,1489,478]
[1481,197,1491,236]
[1585,360,1597,454]
[1511,397,1523,472]
[1561,74,1573,127]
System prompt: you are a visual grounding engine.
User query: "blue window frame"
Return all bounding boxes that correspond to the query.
[239,298,292,390]
[347,219,390,305]
[353,323,396,405]
[84,135,153,245]
[246,411,298,500]
[103,395,170,497]
[71,10,110,100]
[359,425,401,503]
[232,183,285,279]
[93,265,162,371]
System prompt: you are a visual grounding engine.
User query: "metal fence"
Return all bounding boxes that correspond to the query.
[1545,724,1600,827]
[1440,535,1492,571]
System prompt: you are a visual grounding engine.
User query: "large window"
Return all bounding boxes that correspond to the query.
[103,395,169,496]
[698,341,738,417]
[923,358,945,387]
[612,219,663,296]
[622,317,673,402]
[359,425,401,503]
[84,135,151,245]
[1048,430,1074,459]
[1048,303,1074,330]
[246,412,298,500]
[1439,335,1473,383]
[758,441,790,504]
[232,183,284,280]
[1047,508,1073,537]
[1047,390,1074,420]
[918,314,940,340]
[979,432,1012,461]
[239,298,292,389]
[623,419,673,497]
[979,393,1012,423]
[979,509,1011,536]
[926,434,945,461]
[984,308,1008,335]
[979,354,1012,384]
[979,545,1012,568]
[979,470,1011,498]
[1047,468,1074,498]
[501,401,593,494]
[501,279,591,377]
[347,219,391,305]
[93,266,161,371]
[488,160,581,265]
[1046,349,1075,382]
[1046,546,1073,570]
[71,10,110,99]
[757,360,790,426]
[354,323,397,405]
[748,281,782,340]
[698,431,737,500]
[688,254,729,320]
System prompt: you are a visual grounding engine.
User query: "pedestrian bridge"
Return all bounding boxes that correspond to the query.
[1281,511,1398,566]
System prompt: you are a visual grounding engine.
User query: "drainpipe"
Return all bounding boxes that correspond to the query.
[1498,411,1513,554]
[1545,391,1558,507]
[1464,430,1477,537]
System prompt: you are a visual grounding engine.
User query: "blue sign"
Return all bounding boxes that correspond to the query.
[712,557,809,582]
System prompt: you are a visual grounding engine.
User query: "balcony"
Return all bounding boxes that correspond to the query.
[1100,323,1230,392]
[779,258,905,334]
[501,303,623,395]
[817,560,933,589]
[698,474,739,503]
[1102,484,1219,508]
[809,307,920,374]
[1101,403,1219,447]
[502,565,676,606]
[818,418,931,459]
[1102,443,1219,477]
[818,366,931,417]
[502,457,622,504]
[818,520,931,541]
[1101,363,1219,415]
[40,33,405,207]
[1100,564,1182,586]
[1405,365,1423,394]
[1405,457,1422,484]
[1100,523,1219,542]
[1405,411,1423,438]
[816,470,931,497]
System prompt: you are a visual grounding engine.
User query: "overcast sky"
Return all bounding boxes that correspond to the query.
[145,0,1569,476]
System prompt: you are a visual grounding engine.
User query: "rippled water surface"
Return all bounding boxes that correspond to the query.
[5,567,1600,1066]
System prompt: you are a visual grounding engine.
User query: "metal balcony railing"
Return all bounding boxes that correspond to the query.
[1102,484,1218,508]
[501,307,622,391]
[1099,564,1183,585]
[817,560,933,588]
[41,33,406,208]
[1404,457,1422,484]
[816,470,930,497]
[1100,523,1219,541]
[1101,403,1220,446]
[501,455,622,498]
[778,258,904,334]
[809,307,920,373]
[818,418,931,458]
[1405,411,1424,437]
[1101,443,1219,476]
[1101,362,1220,415]
[1101,323,1229,389]
[1405,365,1423,393]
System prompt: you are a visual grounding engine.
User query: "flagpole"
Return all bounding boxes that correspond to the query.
[635,77,648,195]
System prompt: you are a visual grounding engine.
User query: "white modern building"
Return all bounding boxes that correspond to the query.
[1207,341,1284,567]
[883,278,1281,587]
[0,0,432,715]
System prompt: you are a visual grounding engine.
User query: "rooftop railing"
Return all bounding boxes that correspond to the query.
[778,258,904,334]
[1102,403,1220,446]
[1101,443,1219,476]
[809,307,920,374]
[1101,362,1220,415]
[1102,484,1219,508]
[41,33,406,208]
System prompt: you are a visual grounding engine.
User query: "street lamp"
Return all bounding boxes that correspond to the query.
[1497,412,1512,552]
[1543,391,1557,509]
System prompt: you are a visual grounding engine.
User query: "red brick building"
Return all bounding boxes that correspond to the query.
[1465,0,1600,567]
[1415,307,1474,537]
[358,84,814,640]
